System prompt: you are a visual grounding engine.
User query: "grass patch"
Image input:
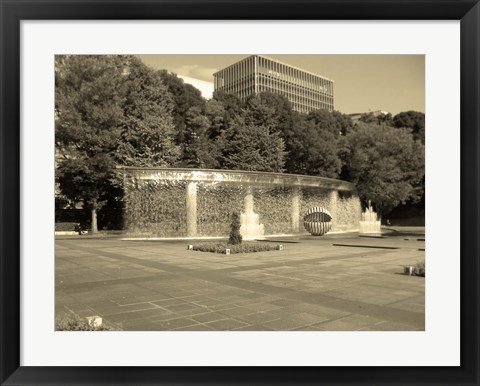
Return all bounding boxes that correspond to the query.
[55,314,116,331]
[192,242,279,254]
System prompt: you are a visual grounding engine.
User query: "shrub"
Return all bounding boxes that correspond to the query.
[55,314,116,331]
[229,212,242,245]
[414,260,425,277]
[192,242,277,254]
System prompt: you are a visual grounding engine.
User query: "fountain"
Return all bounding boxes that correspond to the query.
[359,200,381,234]
[240,187,265,240]
[118,167,361,238]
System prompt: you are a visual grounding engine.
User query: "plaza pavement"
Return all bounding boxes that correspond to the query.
[55,228,425,331]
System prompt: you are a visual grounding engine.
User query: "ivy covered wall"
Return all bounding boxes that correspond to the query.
[254,187,293,235]
[196,184,245,237]
[123,176,361,237]
[124,179,187,236]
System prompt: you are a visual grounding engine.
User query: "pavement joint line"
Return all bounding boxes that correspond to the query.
[56,240,424,329]
[332,243,399,250]
[117,301,162,307]
[383,294,425,307]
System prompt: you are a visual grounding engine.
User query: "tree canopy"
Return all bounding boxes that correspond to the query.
[55,55,178,231]
[340,122,424,215]
[393,110,425,143]
[218,115,286,173]
[116,60,180,167]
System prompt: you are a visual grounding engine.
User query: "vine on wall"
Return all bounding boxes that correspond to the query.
[300,188,331,224]
[196,183,245,237]
[124,179,187,236]
[254,187,292,234]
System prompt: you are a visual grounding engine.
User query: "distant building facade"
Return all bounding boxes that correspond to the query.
[348,110,390,124]
[213,55,334,114]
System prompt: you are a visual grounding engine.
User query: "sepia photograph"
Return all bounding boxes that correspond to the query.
[54,54,425,332]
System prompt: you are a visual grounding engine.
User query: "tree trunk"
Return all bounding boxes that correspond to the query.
[91,206,98,234]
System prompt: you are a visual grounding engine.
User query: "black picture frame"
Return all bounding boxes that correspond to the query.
[1,1,479,385]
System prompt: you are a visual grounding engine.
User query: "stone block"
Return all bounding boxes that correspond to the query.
[86,315,103,327]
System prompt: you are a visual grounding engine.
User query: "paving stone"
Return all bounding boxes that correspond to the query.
[358,320,422,331]
[311,315,385,331]
[122,321,168,331]
[219,306,257,317]
[204,319,249,330]
[237,311,281,324]
[148,312,178,322]
[56,236,425,331]
[261,318,310,330]
[191,312,229,324]
[163,318,199,329]
[105,312,150,323]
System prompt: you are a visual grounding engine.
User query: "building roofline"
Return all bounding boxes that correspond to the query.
[213,55,334,83]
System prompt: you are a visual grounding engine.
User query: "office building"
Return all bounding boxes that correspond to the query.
[213,55,334,114]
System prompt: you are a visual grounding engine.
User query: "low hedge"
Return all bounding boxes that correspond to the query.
[55,222,80,232]
[192,242,279,254]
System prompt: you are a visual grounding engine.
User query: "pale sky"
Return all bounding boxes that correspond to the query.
[138,55,424,115]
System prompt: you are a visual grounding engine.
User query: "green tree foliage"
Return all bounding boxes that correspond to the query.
[392,110,426,218]
[228,212,242,245]
[307,109,342,138]
[245,92,295,132]
[331,110,355,135]
[377,112,394,127]
[57,155,115,233]
[282,109,350,178]
[219,116,286,172]
[55,55,178,232]
[214,92,291,173]
[116,60,180,167]
[56,55,129,232]
[212,90,245,123]
[341,122,424,215]
[158,70,206,144]
[393,110,425,143]
[358,112,393,126]
[55,55,127,158]
[234,96,348,178]
[358,112,379,124]
[205,98,227,139]
[157,71,222,168]
[241,93,344,178]
[284,117,342,178]
[182,106,219,168]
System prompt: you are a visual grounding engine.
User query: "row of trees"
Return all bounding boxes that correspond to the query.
[55,55,425,232]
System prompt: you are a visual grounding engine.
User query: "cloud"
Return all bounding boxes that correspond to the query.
[172,64,218,81]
